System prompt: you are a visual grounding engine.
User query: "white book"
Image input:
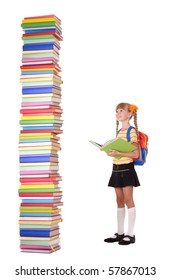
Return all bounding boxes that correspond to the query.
[19,142,58,147]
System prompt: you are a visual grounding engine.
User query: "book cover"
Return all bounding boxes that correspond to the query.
[90,137,136,158]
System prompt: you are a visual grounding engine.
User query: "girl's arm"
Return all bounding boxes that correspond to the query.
[108,143,140,159]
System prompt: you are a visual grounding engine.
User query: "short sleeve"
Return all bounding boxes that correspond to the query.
[130,128,138,143]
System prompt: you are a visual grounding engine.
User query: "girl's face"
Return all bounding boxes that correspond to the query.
[116,107,132,122]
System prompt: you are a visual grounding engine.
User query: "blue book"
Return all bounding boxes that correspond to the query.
[23,43,55,51]
[20,213,55,217]
[19,155,57,163]
[25,28,56,33]
[22,199,57,203]
[22,87,55,94]
[21,70,54,75]
[22,125,56,130]
[19,138,53,143]
[22,85,60,89]
[22,91,56,95]
[20,229,58,237]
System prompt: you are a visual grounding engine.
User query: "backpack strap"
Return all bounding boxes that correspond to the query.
[126,126,135,142]
[116,128,121,136]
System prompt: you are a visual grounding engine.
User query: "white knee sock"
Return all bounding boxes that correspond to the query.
[117,207,125,235]
[126,207,136,237]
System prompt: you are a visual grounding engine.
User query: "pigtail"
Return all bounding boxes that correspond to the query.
[116,120,119,136]
[133,111,139,139]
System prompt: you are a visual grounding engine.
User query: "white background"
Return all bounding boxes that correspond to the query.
[0,0,170,279]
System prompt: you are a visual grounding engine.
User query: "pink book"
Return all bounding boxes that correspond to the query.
[21,113,57,116]
[20,170,56,175]
[20,181,59,185]
[21,102,59,107]
[22,58,55,62]
[20,245,58,250]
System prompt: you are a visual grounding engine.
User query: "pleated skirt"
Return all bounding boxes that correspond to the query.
[108,162,140,188]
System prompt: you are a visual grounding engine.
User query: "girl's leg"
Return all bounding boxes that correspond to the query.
[115,187,125,208]
[104,188,125,242]
[122,186,134,208]
[115,188,125,235]
[123,186,136,238]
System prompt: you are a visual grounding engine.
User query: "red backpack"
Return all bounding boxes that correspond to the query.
[122,126,148,165]
[126,126,148,165]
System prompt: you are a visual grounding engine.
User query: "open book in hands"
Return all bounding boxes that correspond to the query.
[89,138,136,159]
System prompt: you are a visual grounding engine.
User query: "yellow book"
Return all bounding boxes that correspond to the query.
[20,209,55,213]
[19,135,57,139]
[19,136,57,139]
[19,133,55,137]
[22,17,56,23]
[19,184,58,189]
[20,115,55,120]
[22,67,56,71]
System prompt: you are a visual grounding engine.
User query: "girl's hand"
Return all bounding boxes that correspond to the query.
[107,150,120,157]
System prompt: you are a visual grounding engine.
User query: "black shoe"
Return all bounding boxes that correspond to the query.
[118,235,135,245]
[104,233,125,243]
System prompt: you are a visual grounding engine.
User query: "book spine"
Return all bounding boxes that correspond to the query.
[20,230,51,237]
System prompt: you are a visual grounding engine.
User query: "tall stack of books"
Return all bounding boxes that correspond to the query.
[18,15,63,253]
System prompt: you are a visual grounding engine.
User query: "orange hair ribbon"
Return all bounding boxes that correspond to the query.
[129,104,138,113]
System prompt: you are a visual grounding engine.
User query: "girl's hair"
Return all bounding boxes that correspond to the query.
[116,102,138,137]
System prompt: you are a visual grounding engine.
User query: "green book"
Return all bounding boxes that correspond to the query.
[22,35,55,40]
[20,239,59,246]
[21,21,56,28]
[20,207,55,210]
[19,225,51,229]
[89,138,136,159]
[18,188,60,193]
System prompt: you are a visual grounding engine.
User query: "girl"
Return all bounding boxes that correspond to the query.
[104,102,140,245]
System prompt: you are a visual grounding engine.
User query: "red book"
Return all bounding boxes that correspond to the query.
[24,14,61,23]
[20,177,61,183]
[23,32,63,41]
[20,129,63,134]
[20,113,62,116]
[21,63,55,68]
[21,113,62,117]
[20,108,63,114]
[20,63,61,71]
[20,64,61,70]
[21,203,62,207]
[19,192,62,197]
